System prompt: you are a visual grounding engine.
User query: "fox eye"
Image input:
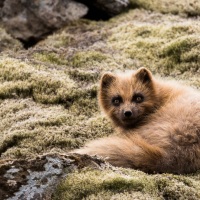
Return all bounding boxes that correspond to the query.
[112,96,122,106]
[136,96,142,102]
[132,93,144,103]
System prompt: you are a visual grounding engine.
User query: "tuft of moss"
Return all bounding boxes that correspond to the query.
[34,52,68,65]
[108,11,200,76]
[53,168,200,200]
[0,27,23,52]
[160,36,200,73]
[37,31,76,48]
[154,175,200,199]
[71,51,109,68]
[53,169,157,200]
[130,0,200,16]
[0,57,75,104]
[68,70,99,83]
[0,97,112,159]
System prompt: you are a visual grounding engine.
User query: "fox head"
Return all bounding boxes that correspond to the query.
[98,67,159,129]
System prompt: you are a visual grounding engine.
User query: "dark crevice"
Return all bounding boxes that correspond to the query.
[82,4,111,21]
[19,31,54,49]
[19,37,41,49]
[83,8,111,21]
[0,0,4,8]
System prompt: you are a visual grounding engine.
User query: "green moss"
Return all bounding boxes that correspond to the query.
[0,81,32,99]
[154,175,200,199]
[0,96,112,159]
[108,12,200,74]
[85,191,157,200]
[161,37,192,60]
[53,168,200,200]
[160,36,200,73]
[68,70,99,83]
[130,0,200,16]
[71,51,109,68]
[37,31,75,48]
[0,27,23,52]
[34,52,68,65]
[70,97,98,116]
[53,169,158,200]
[0,134,30,157]
[0,57,75,104]
[0,57,103,158]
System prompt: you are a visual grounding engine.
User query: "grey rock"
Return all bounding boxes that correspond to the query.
[94,0,130,15]
[1,0,88,41]
[0,154,107,200]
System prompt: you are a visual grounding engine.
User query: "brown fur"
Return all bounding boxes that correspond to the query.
[73,67,200,174]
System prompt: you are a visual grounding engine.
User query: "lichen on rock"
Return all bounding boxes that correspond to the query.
[0,154,108,200]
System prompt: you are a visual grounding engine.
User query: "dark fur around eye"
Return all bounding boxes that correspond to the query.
[132,93,144,103]
[112,96,123,106]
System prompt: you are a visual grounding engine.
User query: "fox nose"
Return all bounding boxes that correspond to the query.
[124,110,132,118]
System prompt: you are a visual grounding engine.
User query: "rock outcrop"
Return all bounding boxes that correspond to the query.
[0,154,107,200]
[79,0,130,16]
[0,0,130,42]
[1,0,88,41]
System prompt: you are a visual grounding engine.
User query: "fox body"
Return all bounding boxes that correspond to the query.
[74,68,200,174]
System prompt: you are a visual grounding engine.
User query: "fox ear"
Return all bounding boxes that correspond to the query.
[101,72,116,88]
[135,67,152,84]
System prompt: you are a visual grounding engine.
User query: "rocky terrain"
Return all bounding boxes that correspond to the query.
[0,0,200,199]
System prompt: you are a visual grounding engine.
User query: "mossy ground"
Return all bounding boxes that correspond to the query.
[53,168,200,200]
[0,27,22,52]
[130,0,200,16]
[0,3,200,199]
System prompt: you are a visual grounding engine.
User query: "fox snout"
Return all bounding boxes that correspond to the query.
[121,106,139,121]
[124,110,132,118]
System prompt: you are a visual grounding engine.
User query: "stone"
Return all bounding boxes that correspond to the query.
[0,154,107,200]
[1,0,88,41]
[79,0,130,16]
[93,0,129,15]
